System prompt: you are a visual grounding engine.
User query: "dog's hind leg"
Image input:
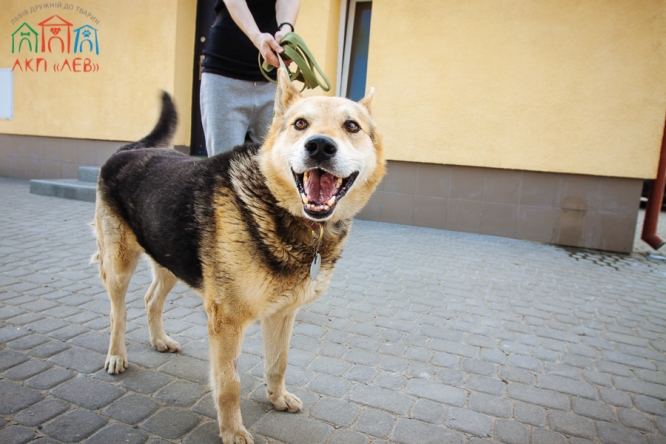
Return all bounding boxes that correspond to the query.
[261,307,302,412]
[144,259,180,352]
[93,209,141,375]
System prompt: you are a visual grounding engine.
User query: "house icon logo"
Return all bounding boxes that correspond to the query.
[10,10,102,73]
[38,15,73,53]
[73,24,99,55]
[11,23,39,54]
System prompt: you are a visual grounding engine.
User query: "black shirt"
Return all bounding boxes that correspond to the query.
[202,0,278,81]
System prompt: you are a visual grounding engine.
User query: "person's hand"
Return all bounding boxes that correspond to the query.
[275,29,289,44]
[255,33,283,68]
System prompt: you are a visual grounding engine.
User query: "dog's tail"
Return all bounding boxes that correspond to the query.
[117,91,178,152]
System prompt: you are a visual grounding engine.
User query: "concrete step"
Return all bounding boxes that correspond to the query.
[30,178,97,202]
[29,166,100,202]
[78,166,100,183]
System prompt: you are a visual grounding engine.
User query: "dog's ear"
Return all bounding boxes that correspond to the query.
[274,68,301,118]
[358,87,375,116]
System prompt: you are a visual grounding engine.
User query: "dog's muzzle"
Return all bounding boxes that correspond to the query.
[293,136,359,220]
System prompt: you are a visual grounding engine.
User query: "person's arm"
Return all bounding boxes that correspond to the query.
[223,0,283,67]
[275,0,300,43]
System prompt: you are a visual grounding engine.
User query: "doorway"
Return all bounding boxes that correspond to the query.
[190,0,216,156]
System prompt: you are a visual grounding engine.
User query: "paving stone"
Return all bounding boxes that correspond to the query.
[354,408,395,438]
[346,365,378,383]
[0,379,45,414]
[326,429,369,444]
[538,374,598,400]
[307,373,351,397]
[618,408,655,432]
[410,399,445,424]
[613,375,666,400]
[597,421,649,444]
[375,371,407,390]
[27,340,70,359]
[254,410,333,444]
[599,387,633,407]
[446,408,492,437]
[0,325,31,342]
[391,418,465,444]
[547,411,597,440]
[141,407,201,439]
[49,347,105,374]
[85,423,149,444]
[158,356,209,384]
[468,392,512,418]
[48,324,88,341]
[405,379,467,407]
[531,428,567,444]
[191,393,217,419]
[51,376,124,409]
[508,383,570,410]
[308,356,351,376]
[310,397,360,426]
[348,384,413,415]
[494,419,529,444]
[182,421,223,444]
[0,425,35,444]
[155,380,207,407]
[14,398,70,427]
[572,397,617,422]
[3,359,51,380]
[103,393,160,424]
[466,374,505,396]
[633,394,666,416]
[7,333,50,350]
[499,365,535,384]
[42,409,108,442]
[514,402,546,426]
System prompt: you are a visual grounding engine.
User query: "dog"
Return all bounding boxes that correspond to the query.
[91,69,385,443]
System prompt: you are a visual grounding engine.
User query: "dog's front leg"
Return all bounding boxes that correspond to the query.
[207,305,253,444]
[261,307,303,412]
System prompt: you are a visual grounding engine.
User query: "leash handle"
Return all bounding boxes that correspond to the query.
[259,32,332,92]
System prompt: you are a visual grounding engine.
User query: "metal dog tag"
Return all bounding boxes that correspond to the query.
[310,253,321,281]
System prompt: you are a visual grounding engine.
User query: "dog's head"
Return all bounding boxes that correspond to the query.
[260,69,385,223]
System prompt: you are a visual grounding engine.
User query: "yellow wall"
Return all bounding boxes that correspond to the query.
[295,0,341,97]
[0,0,196,145]
[366,0,666,178]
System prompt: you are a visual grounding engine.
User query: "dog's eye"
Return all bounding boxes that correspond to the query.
[344,120,361,133]
[294,119,309,131]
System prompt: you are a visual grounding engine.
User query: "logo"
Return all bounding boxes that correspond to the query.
[10,4,101,73]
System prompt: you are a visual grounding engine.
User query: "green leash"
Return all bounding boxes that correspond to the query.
[259,32,331,92]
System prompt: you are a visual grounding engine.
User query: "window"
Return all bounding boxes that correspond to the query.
[338,0,372,101]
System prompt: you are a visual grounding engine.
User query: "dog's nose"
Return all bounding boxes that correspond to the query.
[304,136,337,162]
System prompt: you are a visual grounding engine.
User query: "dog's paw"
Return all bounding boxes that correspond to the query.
[270,391,302,413]
[152,336,180,353]
[221,426,253,444]
[105,354,128,374]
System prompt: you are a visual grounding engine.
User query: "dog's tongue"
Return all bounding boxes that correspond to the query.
[304,169,339,203]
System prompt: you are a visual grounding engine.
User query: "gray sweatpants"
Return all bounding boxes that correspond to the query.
[200,72,276,156]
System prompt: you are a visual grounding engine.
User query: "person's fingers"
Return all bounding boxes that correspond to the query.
[269,38,284,54]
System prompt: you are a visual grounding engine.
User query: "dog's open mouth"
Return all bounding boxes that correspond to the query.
[293,169,359,218]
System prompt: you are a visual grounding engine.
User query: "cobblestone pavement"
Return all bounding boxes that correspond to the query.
[2,176,666,444]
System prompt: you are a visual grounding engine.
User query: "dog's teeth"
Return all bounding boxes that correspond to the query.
[301,193,308,204]
[336,177,343,186]
[327,196,336,206]
[304,171,310,182]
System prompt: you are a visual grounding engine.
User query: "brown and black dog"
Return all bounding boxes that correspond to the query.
[92,69,385,443]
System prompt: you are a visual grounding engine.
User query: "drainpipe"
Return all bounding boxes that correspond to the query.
[641,114,666,250]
